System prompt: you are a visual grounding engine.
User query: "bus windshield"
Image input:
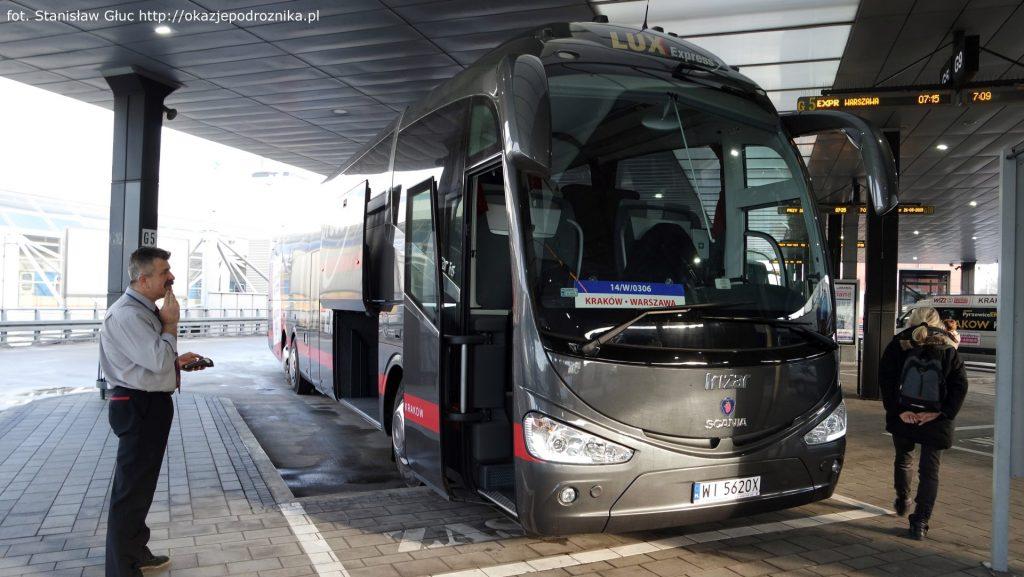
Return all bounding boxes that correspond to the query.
[518,64,833,356]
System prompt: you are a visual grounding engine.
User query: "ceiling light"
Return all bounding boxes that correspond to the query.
[654,193,663,199]
[936,144,948,151]
[332,109,348,115]
[730,149,740,157]
[913,230,919,235]
[972,236,978,240]
[969,200,978,207]
[154,25,172,35]
[913,256,918,261]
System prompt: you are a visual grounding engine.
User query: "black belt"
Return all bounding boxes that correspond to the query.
[109,386,170,396]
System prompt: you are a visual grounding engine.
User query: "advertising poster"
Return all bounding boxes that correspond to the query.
[834,280,858,345]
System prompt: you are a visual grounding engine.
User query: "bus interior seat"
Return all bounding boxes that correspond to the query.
[747,261,769,284]
[561,184,639,278]
[615,201,702,276]
[478,193,514,311]
[622,222,700,284]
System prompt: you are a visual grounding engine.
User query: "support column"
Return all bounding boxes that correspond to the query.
[826,213,842,277]
[859,130,900,400]
[990,143,1024,573]
[960,260,976,293]
[841,181,860,279]
[103,67,178,306]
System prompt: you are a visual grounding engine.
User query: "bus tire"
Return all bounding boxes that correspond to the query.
[391,385,421,487]
[286,339,313,395]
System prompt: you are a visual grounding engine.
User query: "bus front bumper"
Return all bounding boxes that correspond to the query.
[516,441,844,535]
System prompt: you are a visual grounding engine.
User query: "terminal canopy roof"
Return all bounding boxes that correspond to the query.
[1,0,1020,263]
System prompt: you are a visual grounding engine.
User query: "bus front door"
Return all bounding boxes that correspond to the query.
[401,177,449,493]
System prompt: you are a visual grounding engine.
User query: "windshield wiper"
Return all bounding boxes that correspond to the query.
[578,302,753,357]
[701,316,838,351]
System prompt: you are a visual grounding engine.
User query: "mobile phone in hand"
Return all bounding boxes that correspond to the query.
[182,357,214,370]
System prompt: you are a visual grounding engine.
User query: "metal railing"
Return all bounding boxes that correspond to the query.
[0,308,268,347]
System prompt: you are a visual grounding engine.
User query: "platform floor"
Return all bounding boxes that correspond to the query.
[0,338,1020,577]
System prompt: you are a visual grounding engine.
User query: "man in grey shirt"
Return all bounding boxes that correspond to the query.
[101,247,205,577]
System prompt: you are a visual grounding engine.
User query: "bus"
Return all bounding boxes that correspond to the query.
[899,294,998,363]
[268,20,898,535]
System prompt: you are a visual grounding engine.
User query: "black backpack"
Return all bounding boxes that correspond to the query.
[897,332,948,412]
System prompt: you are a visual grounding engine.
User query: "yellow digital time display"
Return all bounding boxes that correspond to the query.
[798,89,1024,110]
[797,92,953,110]
[778,205,934,215]
[969,90,993,102]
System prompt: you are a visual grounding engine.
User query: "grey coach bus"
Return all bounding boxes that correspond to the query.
[268,20,898,535]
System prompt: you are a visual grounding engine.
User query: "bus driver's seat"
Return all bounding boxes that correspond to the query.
[622,222,700,284]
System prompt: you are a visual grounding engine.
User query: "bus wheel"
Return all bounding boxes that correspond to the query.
[392,385,420,487]
[286,340,313,395]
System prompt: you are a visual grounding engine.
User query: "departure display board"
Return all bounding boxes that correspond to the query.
[779,205,934,215]
[796,88,1024,111]
[779,240,865,248]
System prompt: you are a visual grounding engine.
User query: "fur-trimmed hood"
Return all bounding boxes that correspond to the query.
[896,325,958,350]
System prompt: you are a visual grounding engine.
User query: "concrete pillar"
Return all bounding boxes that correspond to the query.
[961,260,976,294]
[1,233,18,310]
[990,142,1024,572]
[103,67,178,306]
[859,130,900,400]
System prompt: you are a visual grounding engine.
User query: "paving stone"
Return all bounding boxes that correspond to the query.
[0,378,1021,577]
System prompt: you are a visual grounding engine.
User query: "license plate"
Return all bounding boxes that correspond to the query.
[691,476,761,504]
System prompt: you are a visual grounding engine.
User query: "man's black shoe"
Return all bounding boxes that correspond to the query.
[138,555,170,573]
[894,497,912,517]
[909,521,928,540]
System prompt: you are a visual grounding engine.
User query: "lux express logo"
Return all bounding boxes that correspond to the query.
[608,32,720,69]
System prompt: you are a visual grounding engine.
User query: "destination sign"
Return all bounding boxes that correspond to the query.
[778,205,934,215]
[779,240,865,248]
[796,88,1024,110]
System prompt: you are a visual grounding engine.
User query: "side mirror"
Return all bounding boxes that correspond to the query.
[781,111,898,215]
[498,54,551,170]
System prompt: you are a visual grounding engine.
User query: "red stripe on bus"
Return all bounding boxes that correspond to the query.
[297,339,334,370]
[403,393,440,433]
[514,423,540,462]
[108,396,130,401]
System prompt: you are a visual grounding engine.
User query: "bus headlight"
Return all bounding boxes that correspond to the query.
[803,400,847,445]
[523,413,634,464]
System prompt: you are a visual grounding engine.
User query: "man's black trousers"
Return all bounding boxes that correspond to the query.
[892,434,943,523]
[106,387,173,577]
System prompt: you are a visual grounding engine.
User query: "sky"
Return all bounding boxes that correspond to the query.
[0,76,325,240]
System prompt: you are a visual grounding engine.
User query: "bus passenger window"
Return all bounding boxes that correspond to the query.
[744,235,783,286]
[406,186,439,324]
[468,101,500,161]
[745,204,807,288]
[744,146,792,188]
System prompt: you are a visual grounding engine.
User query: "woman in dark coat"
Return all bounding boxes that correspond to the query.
[878,306,968,540]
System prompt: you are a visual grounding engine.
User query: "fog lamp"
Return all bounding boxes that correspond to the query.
[557,486,578,505]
